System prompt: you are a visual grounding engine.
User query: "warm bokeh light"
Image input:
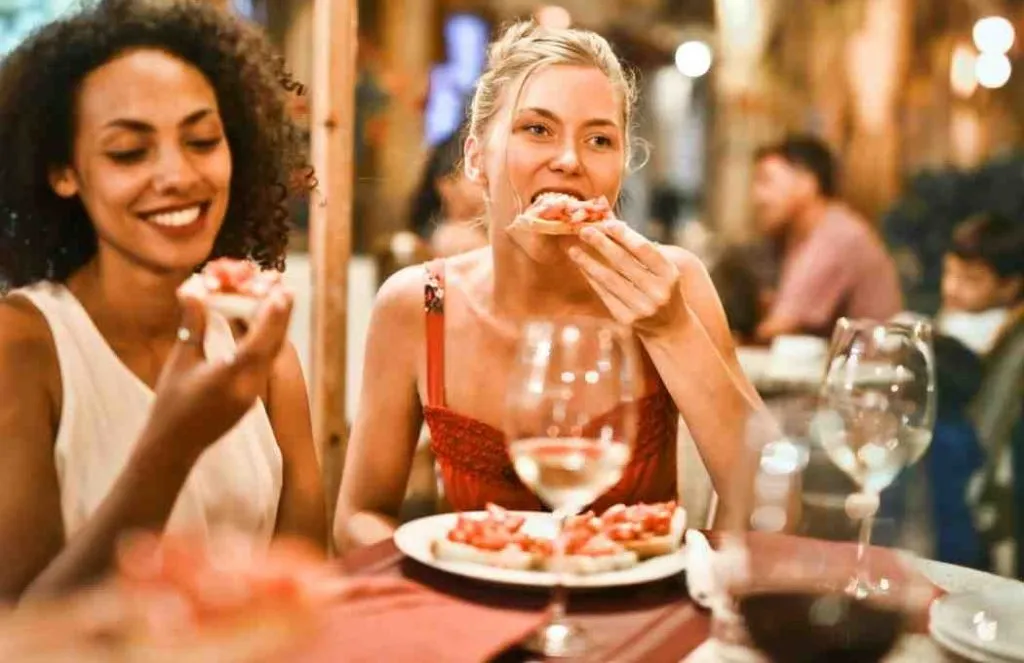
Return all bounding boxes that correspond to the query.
[535,5,572,29]
[975,52,1012,89]
[675,40,713,78]
[950,44,979,98]
[973,16,1015,54]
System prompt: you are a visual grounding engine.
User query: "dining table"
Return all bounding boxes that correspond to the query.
[735,345,825,397]
[334,531,1024,663]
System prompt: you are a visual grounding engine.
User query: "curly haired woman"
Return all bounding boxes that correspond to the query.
[0,0,325,600]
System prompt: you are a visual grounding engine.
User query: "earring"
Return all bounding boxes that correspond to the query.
[52,175,78,198]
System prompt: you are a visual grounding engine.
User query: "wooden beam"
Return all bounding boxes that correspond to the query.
[310,0,357,548]
[710,0,780,243]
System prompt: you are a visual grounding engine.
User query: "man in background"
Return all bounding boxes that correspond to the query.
[750,135,902,342]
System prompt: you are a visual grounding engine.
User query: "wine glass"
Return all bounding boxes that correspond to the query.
[817,317,936,598]
[504,316,639,658]
[712,398,932,663]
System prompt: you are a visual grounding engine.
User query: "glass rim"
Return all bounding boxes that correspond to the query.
[518,314,632,337]
[834,316,934,336]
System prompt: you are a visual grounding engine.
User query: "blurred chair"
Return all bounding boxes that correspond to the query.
[970,316,1024,577]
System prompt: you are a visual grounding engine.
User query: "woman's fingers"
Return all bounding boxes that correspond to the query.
[569,244,660,315]
[226,287,294,374]
[577,224,658,291]
[601,220,675,277]
[172,294,208,359]
[569,246,655,325]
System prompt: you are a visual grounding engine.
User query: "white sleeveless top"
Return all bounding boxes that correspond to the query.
[14,282,283,544]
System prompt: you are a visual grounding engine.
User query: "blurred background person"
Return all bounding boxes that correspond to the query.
[751,134,903,343]
[938,212,1024,354]
[925,334,987,569]
[645,182,682,243]
[409,124,487,258]
[938,212,1024,578]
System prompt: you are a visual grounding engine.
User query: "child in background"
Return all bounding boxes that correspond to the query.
[927,335,986,568]
[939,212,1024,577]
[938,212,1024,354]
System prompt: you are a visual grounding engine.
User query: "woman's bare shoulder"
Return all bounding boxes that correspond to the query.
[439,247,491,280]
[0,295,59,403]
[0,295,56,359]
[373,263,429,318]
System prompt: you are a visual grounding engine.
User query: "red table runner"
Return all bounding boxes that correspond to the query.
[339,540,710,662]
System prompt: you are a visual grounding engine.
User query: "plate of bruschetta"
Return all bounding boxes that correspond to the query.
[393,501,688,589]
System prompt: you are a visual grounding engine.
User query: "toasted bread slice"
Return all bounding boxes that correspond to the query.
[206,293,262,322]
[544,549,639,575]
[511,214,592,236]
[430,538,538,571]
[618,506,687,559]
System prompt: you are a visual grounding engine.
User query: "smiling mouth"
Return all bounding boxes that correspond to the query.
[141,204,208,228]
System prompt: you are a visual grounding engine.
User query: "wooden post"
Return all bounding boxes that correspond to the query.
[710,0,779,243]
[842,0,912,221]
[309,0,357,545]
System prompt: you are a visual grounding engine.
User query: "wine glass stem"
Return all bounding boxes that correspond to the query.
[853,500,876,596]
[550,510,570,623]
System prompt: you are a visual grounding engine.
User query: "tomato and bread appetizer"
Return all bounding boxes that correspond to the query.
[597,501,687,559]
[431,501,686,575]
[430,503,553,571]
[512,192,615,235]
[181,257,282,321]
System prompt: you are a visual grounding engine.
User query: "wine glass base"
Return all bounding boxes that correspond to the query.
[521,619,590,658]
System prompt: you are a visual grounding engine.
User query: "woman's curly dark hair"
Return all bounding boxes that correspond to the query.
[0,0,313,287]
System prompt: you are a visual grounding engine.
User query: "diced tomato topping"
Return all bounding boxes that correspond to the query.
[199,258,280,297]
[572,533,622,557]
[527,194,613,226]
[446,500,677,558]
[598,501,677,537]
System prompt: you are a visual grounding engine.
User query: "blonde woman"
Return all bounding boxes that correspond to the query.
[336,21,763,549]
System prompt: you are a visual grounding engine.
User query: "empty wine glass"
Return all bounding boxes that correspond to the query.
[504,316,639,657]
[817,317,936,598]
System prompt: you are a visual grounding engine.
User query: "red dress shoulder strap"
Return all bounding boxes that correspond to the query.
[424,260,446,407]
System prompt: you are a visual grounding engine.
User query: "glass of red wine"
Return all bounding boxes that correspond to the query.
[504,316,639,658]
[712,397,932,663]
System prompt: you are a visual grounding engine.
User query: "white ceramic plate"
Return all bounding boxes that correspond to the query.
[930,625,1017,663]
[930,586,1024,662]
[393,511,687,590]
[918,559,1023,595]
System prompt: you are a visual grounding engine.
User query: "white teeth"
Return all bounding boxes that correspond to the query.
[534,191,582,204]
[146,206,201,227]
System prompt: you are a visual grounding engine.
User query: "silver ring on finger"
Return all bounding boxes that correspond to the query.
[176,326,202,346]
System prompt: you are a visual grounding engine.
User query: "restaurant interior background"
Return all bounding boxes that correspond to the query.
[4,0,1020,412]
[4,0,1022,539]
[268,0,1024,424]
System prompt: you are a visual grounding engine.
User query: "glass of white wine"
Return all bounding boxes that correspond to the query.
[504,316,639,658]
[817,317,936,598]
